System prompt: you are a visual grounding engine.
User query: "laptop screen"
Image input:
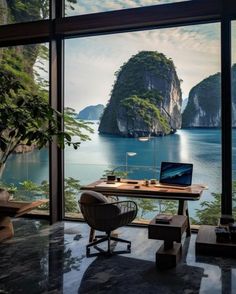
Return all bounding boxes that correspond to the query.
[159,162,193,186]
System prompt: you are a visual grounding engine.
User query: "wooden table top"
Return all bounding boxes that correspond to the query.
[81,179,207,201]
[0,199,48,217]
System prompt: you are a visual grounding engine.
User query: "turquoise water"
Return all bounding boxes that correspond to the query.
[2,124,236,218]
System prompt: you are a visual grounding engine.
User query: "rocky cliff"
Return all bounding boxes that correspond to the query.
[99,51,182,137]
[0,0,7,25]
[0,1,45,154]
[182,65,236,127]
[76,104,104,120]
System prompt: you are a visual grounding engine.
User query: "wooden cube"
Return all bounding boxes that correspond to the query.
[156,243,182,269]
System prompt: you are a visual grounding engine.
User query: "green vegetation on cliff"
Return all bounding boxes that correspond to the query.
[112,51,176,104]
[121,95,171,133]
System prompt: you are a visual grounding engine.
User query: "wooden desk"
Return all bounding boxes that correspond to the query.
[81,180,206,238]
[0,199,48,242]
[148,215,188,268]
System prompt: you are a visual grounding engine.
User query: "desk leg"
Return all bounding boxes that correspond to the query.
[89,228,95,243]
[178,200,191,237]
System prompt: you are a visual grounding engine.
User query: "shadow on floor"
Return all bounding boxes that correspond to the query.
[79,255,204,294]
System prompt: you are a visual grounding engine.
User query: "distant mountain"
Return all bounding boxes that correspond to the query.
[182,65,236,127]
[76,104,105,120]
[182,73,221,127]
[99,51,182,137]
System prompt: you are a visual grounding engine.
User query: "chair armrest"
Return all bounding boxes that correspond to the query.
[79,200,137,220]
[107,201,138,214]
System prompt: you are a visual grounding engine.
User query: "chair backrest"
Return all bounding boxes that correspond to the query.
[79,191,138,233]
[80,190,108,205]
[79,191,107,231]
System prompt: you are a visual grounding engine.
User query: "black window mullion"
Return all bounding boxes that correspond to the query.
[49,0,65,224]
[221,16,233,223]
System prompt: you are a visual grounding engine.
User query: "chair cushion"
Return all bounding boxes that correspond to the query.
[80,191,108,204]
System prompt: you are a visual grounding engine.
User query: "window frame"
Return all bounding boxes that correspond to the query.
[0,0,235,223]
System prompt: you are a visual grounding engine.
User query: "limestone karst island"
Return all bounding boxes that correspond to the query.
[99,51,182,137]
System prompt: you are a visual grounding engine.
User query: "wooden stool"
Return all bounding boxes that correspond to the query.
[148,215,188,269]
[0,216,14,242]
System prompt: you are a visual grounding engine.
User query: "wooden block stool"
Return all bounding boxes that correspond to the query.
[148,215,188,269]
[0,216,14,242]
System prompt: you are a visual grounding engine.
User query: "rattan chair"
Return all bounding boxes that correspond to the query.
[79,190,138,257]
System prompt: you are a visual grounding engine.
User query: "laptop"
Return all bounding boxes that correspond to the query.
[156,162,193,189]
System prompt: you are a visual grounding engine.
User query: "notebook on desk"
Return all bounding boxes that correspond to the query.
[156,162,193,190]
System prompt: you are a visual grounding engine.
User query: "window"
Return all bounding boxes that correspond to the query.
[0,43,49,214]
[0,0,49,25]
[65,0,190,17]
[232,20,236,218]
[64,23,221,224]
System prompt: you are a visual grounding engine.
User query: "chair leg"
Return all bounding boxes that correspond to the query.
[110,236,131,244]
[86,236,109,256]
[86,232,132,257]
[107,232,111,254]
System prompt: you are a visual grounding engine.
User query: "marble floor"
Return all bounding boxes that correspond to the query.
[0,218,236,294]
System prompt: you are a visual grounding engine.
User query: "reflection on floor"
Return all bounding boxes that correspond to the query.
[0,218,236,294]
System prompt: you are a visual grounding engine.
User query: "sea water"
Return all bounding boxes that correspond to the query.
[2,122,236,218]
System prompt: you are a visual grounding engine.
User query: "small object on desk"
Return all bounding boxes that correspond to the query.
[107,175,116,182]
[126,181,138,184]
[145,180,150,186]
[117,177,121,182]
[215,226,230,243]
[150,179,157,184]
[155,213,173,224]
[134,185,140,189]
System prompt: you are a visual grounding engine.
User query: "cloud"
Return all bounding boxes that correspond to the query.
[64,22,220,112]
[65,0,185,16]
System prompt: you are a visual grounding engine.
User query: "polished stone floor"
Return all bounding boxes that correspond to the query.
[0,218,236,293]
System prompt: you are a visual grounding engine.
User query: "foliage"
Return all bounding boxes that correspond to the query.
[158,200,178,215]
[191,192,221,225]
[111,51,177,105]
[0,48,93,170]
[7,0,77,22]
[0,92,84,166]
[114,51,175,81]
[103,168,128,179]
[121,95,171,133]
[192,181,236,225]
[134,198,156,219]
[2,177,81,213]
[133,198,178,220]
[64,107,94,146]
[63,177,81,213]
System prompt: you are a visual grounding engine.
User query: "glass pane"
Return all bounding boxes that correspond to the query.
[64,23,221,224]
[0,43,49,215]
[232,20,236,219]
[65,0,190,17]
[0,0,49,25]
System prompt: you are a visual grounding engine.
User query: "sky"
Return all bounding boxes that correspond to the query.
[65,22,221,112]
[65,0,188,16]
[61,0,236,113]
